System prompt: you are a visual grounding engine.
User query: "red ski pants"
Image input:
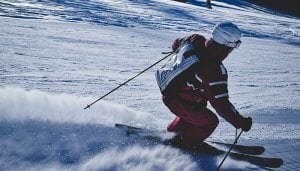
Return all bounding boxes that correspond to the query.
[163,96,219,146]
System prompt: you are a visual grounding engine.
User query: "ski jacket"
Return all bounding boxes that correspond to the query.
[157,34,245,129]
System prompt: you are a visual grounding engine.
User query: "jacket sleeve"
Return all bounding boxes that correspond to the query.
[203,70,245,129]
[210,96,245,129]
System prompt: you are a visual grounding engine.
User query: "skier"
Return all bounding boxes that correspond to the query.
[156,22,252,147]
[207,0,212,9]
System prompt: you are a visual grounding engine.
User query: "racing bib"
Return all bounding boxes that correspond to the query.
[155,43,200,93]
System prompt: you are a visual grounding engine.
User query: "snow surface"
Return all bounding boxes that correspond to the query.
[0,0,299,170]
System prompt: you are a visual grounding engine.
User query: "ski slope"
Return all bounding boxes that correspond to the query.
[0,0,299,170]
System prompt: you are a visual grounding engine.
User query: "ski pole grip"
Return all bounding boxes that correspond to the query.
[161,51,173,54]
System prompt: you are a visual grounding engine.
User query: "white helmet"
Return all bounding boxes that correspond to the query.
[211,22,241,48]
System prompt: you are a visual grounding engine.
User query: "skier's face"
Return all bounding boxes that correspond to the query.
[206,39,234,61]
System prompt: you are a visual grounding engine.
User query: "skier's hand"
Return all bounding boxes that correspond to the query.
[189,34,206,51]
[172,38,182,52]
[241,117,252,132]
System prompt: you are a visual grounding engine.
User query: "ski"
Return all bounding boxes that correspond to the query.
[207,141,265,155]
[115,123,264,155]
[223,150,283,168]
[180,141,283,169]
[115,123,283,168]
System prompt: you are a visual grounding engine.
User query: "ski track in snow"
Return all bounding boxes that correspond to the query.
[0,0,299,170]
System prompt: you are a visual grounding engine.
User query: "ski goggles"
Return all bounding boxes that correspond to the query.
[225,40,242,48]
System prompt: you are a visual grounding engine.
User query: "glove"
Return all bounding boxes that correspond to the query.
[189,34,206,51]
[240,117,252,132]
[172,38,182,52]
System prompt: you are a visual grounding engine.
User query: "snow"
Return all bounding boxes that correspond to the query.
[0,0,299,170]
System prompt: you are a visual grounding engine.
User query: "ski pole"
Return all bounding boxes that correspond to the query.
[84,51,174,110]
[216,130,243,171]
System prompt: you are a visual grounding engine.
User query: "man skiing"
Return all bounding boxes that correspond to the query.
[156,22,252,147]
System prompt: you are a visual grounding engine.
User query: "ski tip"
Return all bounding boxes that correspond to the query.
[114,123,143,130]
[262,157,284,168]
[114,123,122,127]
[271,158,284,168]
